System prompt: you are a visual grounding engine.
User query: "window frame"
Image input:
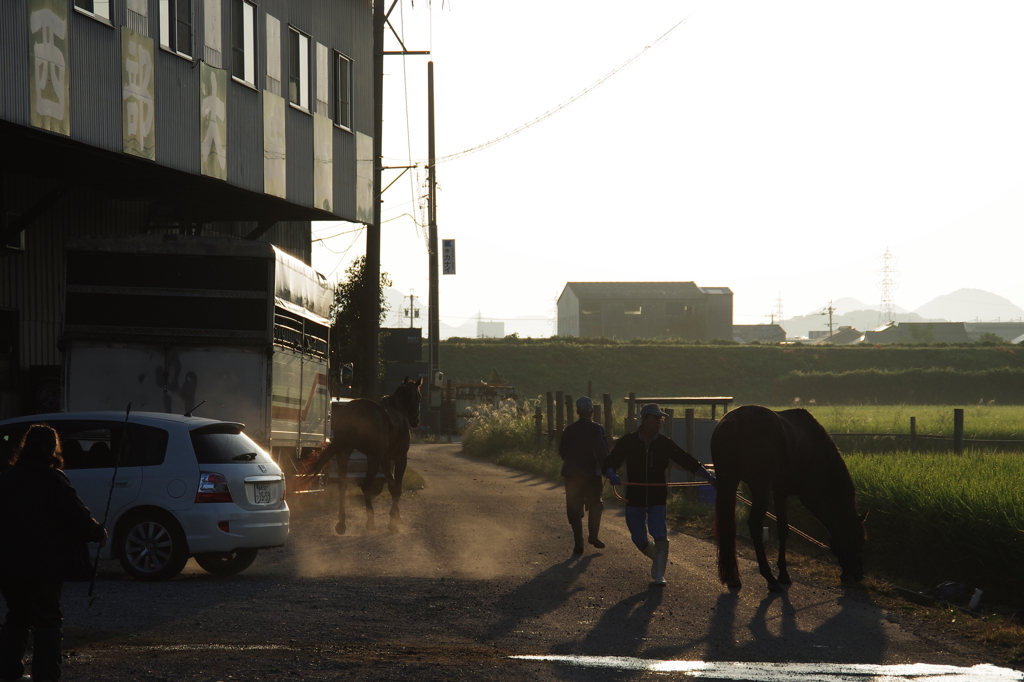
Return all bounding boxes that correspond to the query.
[333,50,352,130]
[74,0,113,24]
[160,0,195,59]
[231,0,257,87]
[288,26,311,111]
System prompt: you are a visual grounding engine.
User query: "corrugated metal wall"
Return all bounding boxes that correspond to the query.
[69,11,123,150]
[0,1,29,125]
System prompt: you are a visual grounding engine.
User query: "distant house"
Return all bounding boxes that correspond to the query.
[964,322,1024,343]
[811,326,864,345]
[864,322,971,344]
[557,282,733,341]
[732,324,786,344]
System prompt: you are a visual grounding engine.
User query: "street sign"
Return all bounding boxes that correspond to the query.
[442,239,455,275]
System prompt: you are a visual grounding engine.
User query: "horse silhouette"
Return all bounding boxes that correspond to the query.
[304,377,423,534]
[711,405,867,592]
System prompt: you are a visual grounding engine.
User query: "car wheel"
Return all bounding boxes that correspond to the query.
[194,548,259,576]
[118,512,189,581]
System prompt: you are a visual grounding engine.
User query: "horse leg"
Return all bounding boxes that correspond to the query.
[386,455,407,533]
[747,491,784,592]
[775,495,792,585]
[361,451,383,531]
[334,449,354,535]
[714,479,742,589]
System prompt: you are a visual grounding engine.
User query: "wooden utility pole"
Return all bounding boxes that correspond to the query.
[360,0,386,400]
[426,60,441,433]
[822,301,836,337]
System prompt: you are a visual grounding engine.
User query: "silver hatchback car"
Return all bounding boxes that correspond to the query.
[0,412,289,581]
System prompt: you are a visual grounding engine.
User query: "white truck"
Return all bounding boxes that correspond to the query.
[61,234,334,485]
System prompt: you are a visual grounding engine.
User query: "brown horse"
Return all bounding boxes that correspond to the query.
[304,377,422,534]
[711,405,867,592]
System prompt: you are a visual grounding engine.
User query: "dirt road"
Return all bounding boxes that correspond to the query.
[57,444,1013,681]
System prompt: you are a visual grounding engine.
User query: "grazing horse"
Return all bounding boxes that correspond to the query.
[304,377,422,534]
[711,405,867,592]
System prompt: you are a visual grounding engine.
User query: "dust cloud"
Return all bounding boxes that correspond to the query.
[285,460,563,582]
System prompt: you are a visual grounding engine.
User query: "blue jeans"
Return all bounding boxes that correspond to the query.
[624,505,667,549]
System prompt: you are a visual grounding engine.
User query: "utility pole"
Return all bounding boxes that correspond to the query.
[359,0,386,400]
[822,301,836,336]
[405,290,418,328]
[427,60,441,434]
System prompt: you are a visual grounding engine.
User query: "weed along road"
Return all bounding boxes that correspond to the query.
[59,444,1016,682]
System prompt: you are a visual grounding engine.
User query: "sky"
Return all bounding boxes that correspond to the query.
[311,1,1024,337]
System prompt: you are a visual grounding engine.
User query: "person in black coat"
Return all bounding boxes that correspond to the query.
[602,404,715,586]
[559,396,609,554]
[0,425,107,682]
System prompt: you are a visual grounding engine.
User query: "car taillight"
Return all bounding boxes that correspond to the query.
[196,472,233,503]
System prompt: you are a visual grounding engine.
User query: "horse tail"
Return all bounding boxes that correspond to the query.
[714,478,741,586]
[300,440,338,477]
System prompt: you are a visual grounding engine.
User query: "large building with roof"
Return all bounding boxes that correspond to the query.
[557,282,733,341]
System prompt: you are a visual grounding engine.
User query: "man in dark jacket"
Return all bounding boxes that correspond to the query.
[603,403,715,586]
[559,396,608,554]
[0,425,107,682]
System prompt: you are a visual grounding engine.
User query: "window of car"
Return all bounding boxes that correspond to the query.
[0,421,168,469]
[190,425,274,464]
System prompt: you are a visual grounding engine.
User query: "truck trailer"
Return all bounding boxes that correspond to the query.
[61,234,333,484]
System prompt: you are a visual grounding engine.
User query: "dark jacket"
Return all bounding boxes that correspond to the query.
[602,430,702,507]
[559,418,608,478]
[0,461,106,581]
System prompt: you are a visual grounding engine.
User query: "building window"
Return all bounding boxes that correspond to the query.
[231,0,256,84]
[160,0,194,57]
[665,302,692,317]
[74,0,111,21]
[334,51,352,129]
[288,27,309,110]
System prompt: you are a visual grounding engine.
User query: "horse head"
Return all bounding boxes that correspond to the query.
[392,376,424,428]
[830,510,869,583]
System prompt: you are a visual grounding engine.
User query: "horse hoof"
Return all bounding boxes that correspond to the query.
[335,522,347,535]
[727,580,742,590]
[768,582,785,593]
[779,573,792,585]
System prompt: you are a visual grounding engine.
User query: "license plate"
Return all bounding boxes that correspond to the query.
[253,483,273,505]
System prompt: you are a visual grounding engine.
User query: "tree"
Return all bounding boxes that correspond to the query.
[329,256,392,398]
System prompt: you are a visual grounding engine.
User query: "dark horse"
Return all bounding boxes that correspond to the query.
[711,405,867,592]
[303,377,422,534]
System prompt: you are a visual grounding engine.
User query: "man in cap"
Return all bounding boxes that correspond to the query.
[559,396,609,554]
[603,403,715,585]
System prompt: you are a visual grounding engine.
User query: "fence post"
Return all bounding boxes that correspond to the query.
[627,392,636,433]
[603,393,613,449]
[594,404,601,423]
[556,390,565,441]
[565,394,574,427]
[686,408,696,456]
[546,392,554,443]
[910,416,916,454]
[954,408,964,455]
[535,406,543,450]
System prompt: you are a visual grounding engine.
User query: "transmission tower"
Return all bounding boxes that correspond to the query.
[877,248,899,326]
[774,292,784,324]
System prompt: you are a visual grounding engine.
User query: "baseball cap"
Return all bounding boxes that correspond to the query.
[576,396,594,412]
[639,403,668,418]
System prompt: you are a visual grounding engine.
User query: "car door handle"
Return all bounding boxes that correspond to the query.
[112,479,132,488]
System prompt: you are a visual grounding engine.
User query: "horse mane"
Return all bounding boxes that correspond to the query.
[780,408,859,512]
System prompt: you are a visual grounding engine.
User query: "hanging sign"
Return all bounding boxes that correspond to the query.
[442,239,456,275]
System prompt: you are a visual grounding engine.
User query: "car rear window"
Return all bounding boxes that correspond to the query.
[0,421,168,469]
[189,425,274,465]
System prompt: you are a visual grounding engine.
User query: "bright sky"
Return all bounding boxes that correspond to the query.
[311,1,1024,337]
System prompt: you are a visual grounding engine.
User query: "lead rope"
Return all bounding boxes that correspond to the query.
[608,481,829,549]
[89,402,130,606]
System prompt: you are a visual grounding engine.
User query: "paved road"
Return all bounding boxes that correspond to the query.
[58,444,1016,681]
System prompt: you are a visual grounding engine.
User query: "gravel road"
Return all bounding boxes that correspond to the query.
[52,443,1012,681]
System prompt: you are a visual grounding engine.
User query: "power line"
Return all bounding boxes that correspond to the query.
[432,10,698,165]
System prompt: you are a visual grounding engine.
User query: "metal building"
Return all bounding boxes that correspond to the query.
[1,0,374,418]
[556,282,734,342]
